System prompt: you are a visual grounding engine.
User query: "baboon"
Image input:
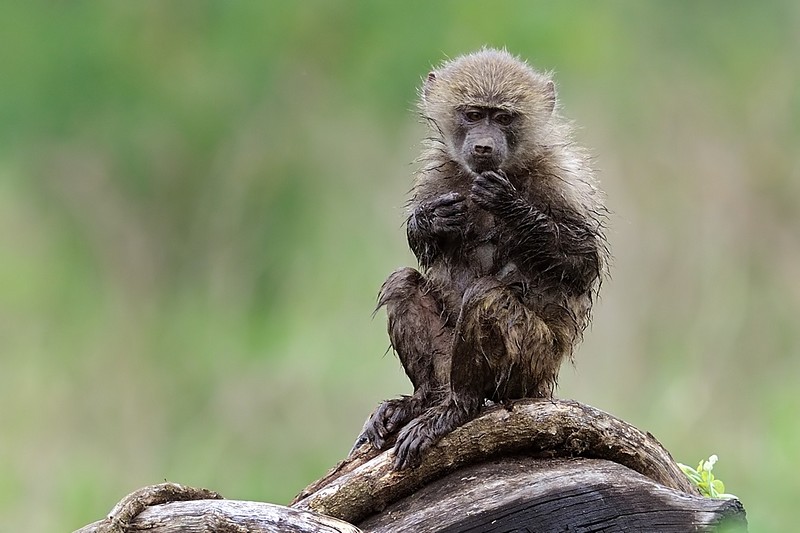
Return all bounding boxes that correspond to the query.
[357,48,609,470]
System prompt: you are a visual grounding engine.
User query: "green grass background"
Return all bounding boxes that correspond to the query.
[1,2,798,531]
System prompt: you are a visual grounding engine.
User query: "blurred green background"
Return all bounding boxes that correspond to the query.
[1,2,798,531]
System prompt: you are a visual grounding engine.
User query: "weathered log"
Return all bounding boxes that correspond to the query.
[359,456,746,532]
[292,398,699,524]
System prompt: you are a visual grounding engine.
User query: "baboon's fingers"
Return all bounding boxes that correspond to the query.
[472,171,513,200]
[361,401,398,450]
[429,191,465,207]
[393,418,433,470]
[433,202,467,218]
[384,404,412,434]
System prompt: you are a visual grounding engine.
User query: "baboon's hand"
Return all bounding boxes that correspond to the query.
[418,192,467,236]
[471,170,518,214]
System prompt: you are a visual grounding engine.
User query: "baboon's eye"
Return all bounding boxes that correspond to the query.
[494,112,514,126]
[464,110,484,122]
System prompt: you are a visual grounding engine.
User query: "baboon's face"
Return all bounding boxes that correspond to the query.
[454,106,518,173]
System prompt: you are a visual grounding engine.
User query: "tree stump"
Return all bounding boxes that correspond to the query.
[73,399,747,532]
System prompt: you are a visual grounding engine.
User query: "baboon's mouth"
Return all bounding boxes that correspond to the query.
[468,156,501,173]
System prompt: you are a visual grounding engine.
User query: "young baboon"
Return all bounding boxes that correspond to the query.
[358,48,609,469]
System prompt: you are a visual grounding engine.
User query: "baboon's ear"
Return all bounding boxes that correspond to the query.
[423,71,437,100]
[544,80,556,114]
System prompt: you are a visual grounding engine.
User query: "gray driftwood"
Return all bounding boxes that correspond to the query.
[73,483,361,533]
[359,456,746,532]
[72,399,747,532]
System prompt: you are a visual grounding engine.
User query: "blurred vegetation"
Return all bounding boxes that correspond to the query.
[1,2,798,531]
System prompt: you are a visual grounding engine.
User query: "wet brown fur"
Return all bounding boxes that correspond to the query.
[356,49,609,469]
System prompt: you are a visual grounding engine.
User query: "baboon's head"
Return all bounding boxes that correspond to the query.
[421,48,556,174]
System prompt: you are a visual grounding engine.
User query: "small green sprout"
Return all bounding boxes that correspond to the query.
[678,454,736,499]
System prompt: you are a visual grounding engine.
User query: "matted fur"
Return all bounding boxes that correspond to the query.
[356,48,610,470]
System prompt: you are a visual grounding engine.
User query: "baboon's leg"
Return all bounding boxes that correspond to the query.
[355,267,453,451]
[393,277,563,469]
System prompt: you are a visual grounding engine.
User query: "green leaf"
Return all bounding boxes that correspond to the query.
[680,454,735,500]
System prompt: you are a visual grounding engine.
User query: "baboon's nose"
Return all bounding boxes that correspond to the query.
[473,141,494,155]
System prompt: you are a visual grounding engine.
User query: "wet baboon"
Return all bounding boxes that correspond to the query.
[357,49,609,469]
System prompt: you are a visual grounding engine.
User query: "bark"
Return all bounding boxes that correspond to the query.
[292,398,699,524]
[360,456,746,533]
[73,483,360,533]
